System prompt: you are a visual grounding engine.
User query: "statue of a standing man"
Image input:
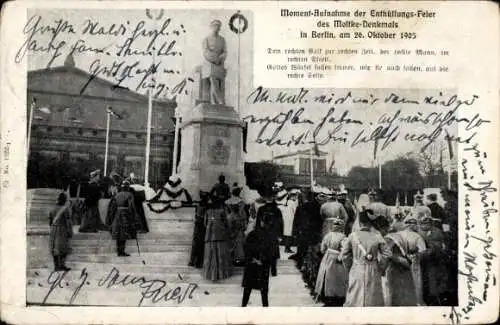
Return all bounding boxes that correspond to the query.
[202,20,227,105]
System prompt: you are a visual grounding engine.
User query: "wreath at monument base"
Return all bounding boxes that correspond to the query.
[146,200,196,213]
[146,202,181,213]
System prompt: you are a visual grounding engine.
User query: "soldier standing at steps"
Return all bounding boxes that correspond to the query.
[107,180,140,257]
[49,192,73,271]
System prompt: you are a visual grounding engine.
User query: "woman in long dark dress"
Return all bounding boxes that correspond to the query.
[225,184,247,266]
[241,224,273,307]
[79,170,107,232]
[189,191,209,268]
[203,192,233,281]
[49,192,73,271]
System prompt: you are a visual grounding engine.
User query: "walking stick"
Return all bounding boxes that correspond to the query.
[136,236,146,265]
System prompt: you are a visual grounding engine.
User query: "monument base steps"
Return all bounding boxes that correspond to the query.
[27,206,317,306]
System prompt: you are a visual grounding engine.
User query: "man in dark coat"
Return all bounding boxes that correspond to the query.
[419,216,447,306]
[427,193,445,226]
[290,187,324,269]
[256,185,284,277]
[210,174,230,202]
[106,180,139,256]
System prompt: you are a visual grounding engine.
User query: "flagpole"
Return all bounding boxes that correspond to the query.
[237,12,241,114]
[448,153,452,189]
[144,51,155,188]
[310,146,314,187]
[104,109,111,176]
[27,98,36,159]
[378,162,382,189]
[172,113,180,175]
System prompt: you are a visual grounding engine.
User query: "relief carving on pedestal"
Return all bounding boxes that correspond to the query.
[208,138,230,165]
[207,125,230,138]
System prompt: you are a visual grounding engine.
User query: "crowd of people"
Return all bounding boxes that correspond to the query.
[46,169,458,307]
[287,186,458,307]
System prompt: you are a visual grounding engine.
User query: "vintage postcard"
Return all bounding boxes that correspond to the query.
[0,0,499,324]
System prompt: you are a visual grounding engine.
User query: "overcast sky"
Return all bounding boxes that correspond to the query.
[27,9,458,175]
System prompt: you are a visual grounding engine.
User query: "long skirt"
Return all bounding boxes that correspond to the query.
[189,221,206,268]
[203,240,233,281]
[232,231,245,261]
[344,261,385,307]
[49,224,72,256]
[229,218,246,262]
[304,246,322,288]
[315,250,347,298]
[386,263,417,306]
[79,205,106,232]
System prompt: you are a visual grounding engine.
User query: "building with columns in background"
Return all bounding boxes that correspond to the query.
[27,54,177,190]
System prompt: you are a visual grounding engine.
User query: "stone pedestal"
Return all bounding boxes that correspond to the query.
[178,102,245,200]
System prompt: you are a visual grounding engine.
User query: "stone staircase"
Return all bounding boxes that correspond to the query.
[27,199,317,307]
[27,188,62,223]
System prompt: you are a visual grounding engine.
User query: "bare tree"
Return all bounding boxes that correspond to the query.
[405,141,444,177]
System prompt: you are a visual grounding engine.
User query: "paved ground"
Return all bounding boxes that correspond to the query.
[27,225,319,307]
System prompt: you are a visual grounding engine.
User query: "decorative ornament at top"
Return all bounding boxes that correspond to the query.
[146,9,165,20]
[229,11,248,34]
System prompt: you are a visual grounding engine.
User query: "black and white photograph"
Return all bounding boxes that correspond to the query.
[0,1,498,324]
[24,8,459,308]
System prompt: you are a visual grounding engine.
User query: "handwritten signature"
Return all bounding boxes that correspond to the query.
[16,14,190,100]
[43,267,198,306]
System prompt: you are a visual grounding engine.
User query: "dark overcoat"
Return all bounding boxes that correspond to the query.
[256,202,283,260]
